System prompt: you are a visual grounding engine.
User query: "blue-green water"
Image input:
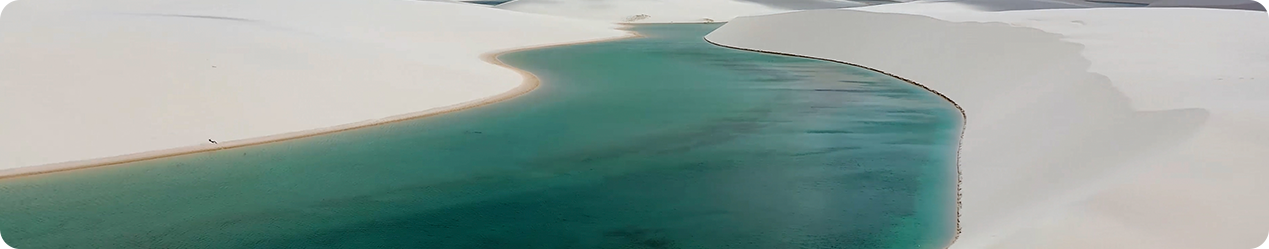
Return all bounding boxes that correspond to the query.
[0,24,960,248]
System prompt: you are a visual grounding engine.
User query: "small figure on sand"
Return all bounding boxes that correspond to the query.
[209,139,218,144]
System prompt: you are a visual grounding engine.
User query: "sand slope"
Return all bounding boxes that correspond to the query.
[708,7,1269,249]
[0,0,625,172]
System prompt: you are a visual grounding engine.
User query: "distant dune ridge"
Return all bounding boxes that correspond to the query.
[731,0,870,10]
[496,0,789,23]
[1092,0,1266,10]
[878,0,1266,10]
[0,0,626,173]
[898,0,1128,10]
[494,0,929,23]
[1148,0,1265,11]
[707,2,1269,249]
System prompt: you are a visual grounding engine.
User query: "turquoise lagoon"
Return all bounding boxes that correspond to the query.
[0,24,961,248]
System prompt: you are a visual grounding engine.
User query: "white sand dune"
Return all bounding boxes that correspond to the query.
[0,0,626,174]
[708,5,1269,249]
[496,0,794,23]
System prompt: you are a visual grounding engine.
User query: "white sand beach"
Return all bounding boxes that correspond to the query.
[708,3,1268,248]
[0,0,627,175]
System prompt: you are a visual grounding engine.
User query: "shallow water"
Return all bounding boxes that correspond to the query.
[0,24,961,248]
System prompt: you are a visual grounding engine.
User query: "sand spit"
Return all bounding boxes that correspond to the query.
[0,31,639,180]
[0,0,628,175]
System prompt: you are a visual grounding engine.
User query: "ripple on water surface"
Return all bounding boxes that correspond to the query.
[0,24,961,249]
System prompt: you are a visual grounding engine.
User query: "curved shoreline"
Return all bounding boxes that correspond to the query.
[0,32,640,181]
[702,37,966,249]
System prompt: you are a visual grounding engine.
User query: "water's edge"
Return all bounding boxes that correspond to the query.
[0,32,640,181]
[701,37,966,249]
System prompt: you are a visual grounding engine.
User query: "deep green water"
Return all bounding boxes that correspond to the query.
[0,24,960,248]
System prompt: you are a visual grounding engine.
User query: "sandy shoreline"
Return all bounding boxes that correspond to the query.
[1,0,633,174]
[0,32,639,181]
[708,6,1269,248]
[703,37,966,249]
